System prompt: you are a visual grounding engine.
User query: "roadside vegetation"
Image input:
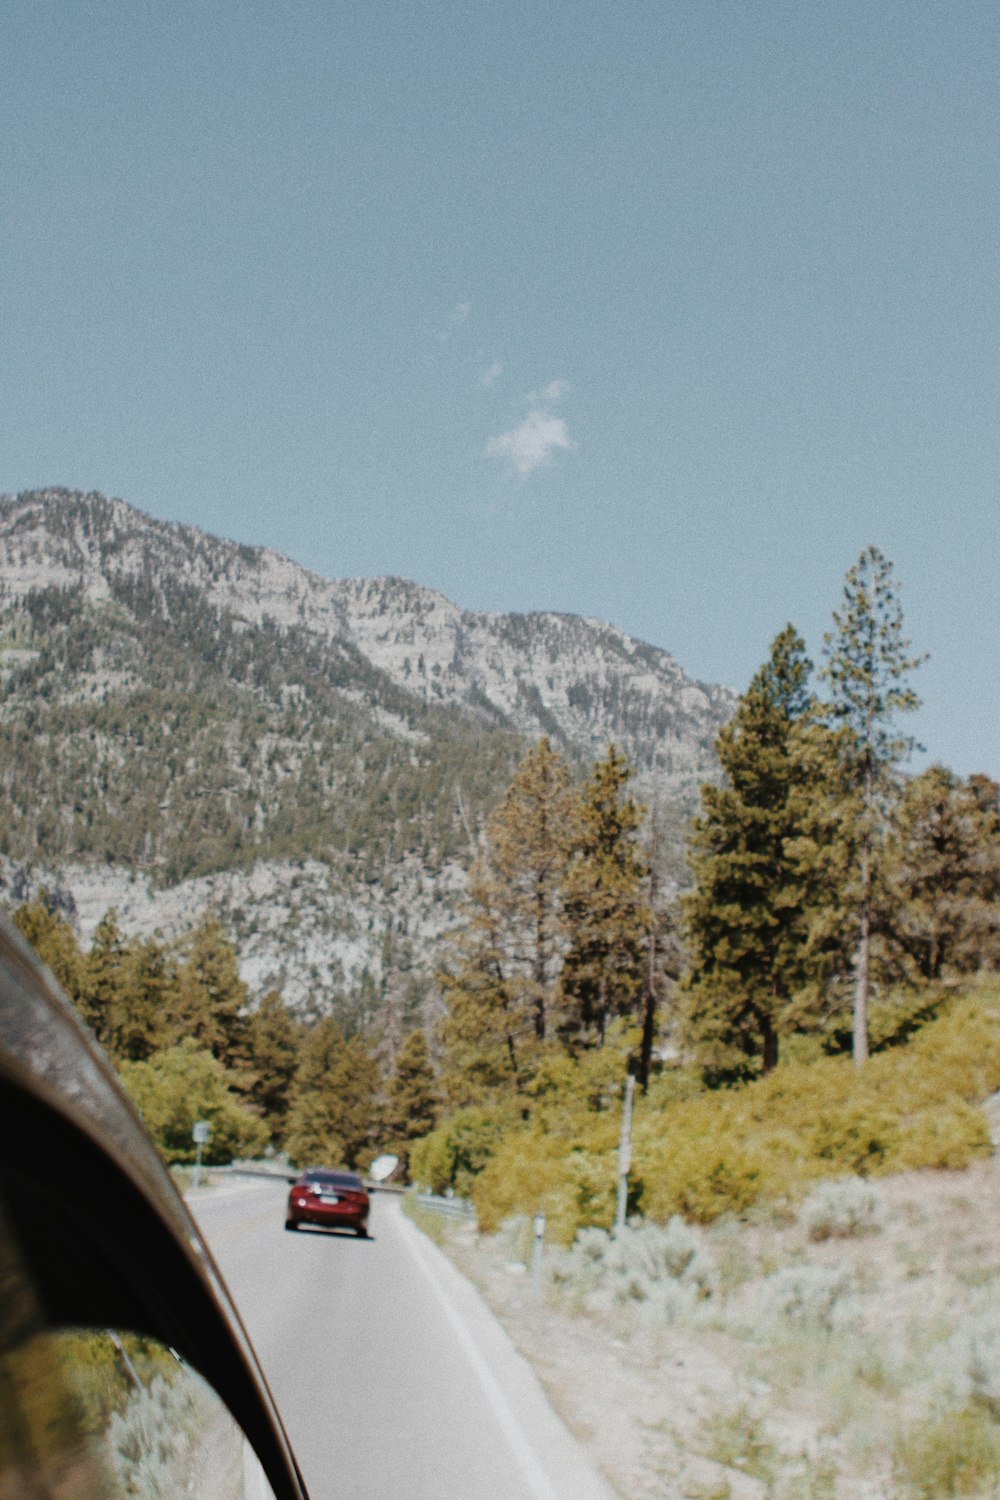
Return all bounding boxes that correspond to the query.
[8,543,1000,1495]
[411,549,999,1242]
[411,984,1000,1244]
[396,549,1000,1498]
[11,897,440,1173]
[10,549,1000,1230]
[433,1146,1000,1499]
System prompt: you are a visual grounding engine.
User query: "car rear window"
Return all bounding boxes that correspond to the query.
[302,1171,363,1189]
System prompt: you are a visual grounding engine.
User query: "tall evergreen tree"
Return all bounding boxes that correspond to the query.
[438,739,575,1103]
[382,1029,439,1162]
[681,627,831,1079]
[821,547,926,1066]
[560,746,649,1048]
[885,766,1000,981]
[283,1018,379,1168]
[478,737,574,1041]
[12,896,85,1004]
[247,989,303,1136]
[169,913,250,1077]
[114,936,178,1061]
[438,885,530,1107]
[83,908,130,1051]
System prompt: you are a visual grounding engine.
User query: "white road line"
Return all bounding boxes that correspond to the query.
[398,1213,563,1500]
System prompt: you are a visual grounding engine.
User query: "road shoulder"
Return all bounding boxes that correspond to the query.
[393,1198,618,1500]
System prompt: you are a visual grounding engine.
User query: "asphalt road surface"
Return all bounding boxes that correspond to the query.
[189,1179,615,1500]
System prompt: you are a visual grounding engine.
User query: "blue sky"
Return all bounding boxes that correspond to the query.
[2,2,997,776]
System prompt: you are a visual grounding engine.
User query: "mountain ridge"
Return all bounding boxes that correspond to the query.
[0,488,732,784]
[0,488,735,1018]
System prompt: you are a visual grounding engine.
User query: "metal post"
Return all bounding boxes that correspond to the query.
[531,1213,546,1296]
[191,1119,211,1190]
[615,1073,635,1232]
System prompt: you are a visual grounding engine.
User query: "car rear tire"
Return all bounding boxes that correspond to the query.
[355,1225,368,1238]
[284,1219,298,1231]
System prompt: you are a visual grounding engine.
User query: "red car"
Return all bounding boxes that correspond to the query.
[286,1168,370,1235]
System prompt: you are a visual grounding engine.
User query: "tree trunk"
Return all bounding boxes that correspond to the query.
[762,1014,779,1074]
[533,871,547,1040]
[638,974,656,1091]
[505,1029,521,1089]
[638,807,660,1091]
[854,756,874,1068]
[854,886,871,1068]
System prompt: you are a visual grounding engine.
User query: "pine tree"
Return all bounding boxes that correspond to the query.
[247,989,303,1136]
[114,936,178,1061]
[382,1030,439,1159]
[169,913,250,1078]
[438,891,529,1107]
[283,1018,379,1168]
[885,766,1000,980]
[438,739,575,1103]
[681,628,831,1080]
[83,908,130,1051]
[821,547,926,1066]
[478,737,574,1041]
[12,896,85,1004]
[560,746,649,1048]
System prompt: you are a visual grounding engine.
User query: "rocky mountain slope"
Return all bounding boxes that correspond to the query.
[0,488,735,1016]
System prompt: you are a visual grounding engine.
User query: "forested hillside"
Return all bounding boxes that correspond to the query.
[0,488,732,1010]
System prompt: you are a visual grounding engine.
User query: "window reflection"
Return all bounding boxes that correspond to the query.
[1,1326,276,1500]
[0,1197,274,1500]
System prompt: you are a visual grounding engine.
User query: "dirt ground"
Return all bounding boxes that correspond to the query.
[430,1153,1000,1500]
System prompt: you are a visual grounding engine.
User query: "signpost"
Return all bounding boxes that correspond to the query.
[531,1213,546,1296]
[191,1120,211,1190]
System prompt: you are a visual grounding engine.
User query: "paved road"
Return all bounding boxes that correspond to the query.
[188,1180,615,1500]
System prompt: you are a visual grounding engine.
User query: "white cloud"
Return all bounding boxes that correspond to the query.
[437,301,471,342]
[480,359,504,388]
[540,378,570,402]
[486,409,573,476]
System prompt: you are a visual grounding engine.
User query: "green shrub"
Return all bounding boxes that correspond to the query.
[889,1102,992,1172]
[418,988,1000,1243]
[118,1041,268,1164]
[472,1132,617,1242]
[632,992,1000,1227]
[637,1134,765,1225]
[408,1106,513,1197]
[806,1100,899,1172]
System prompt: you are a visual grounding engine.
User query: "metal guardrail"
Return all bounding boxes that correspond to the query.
[218,1166,291,1182]
[413,1192,476,1220]
[211,1165,407,1193]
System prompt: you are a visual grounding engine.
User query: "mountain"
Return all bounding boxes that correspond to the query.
[0,488,735,1017]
